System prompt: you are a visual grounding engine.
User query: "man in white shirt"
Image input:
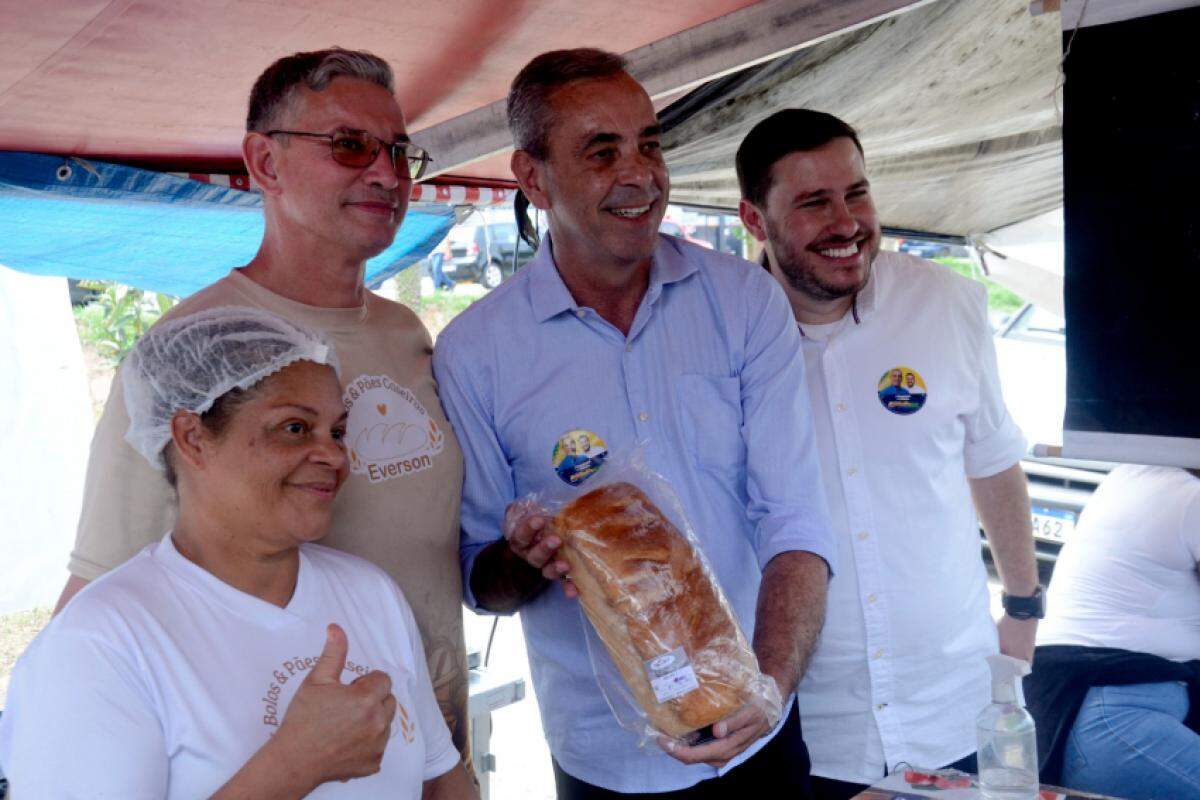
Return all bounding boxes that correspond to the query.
[736,109,1041,799]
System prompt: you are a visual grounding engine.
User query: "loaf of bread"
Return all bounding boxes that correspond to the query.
[554,481,759,738]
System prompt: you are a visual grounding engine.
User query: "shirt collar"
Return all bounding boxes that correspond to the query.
[528,233,699,323]
[855,255,882,319]
[760,248,883,331]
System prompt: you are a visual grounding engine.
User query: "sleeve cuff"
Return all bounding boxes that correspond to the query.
[460,539,519,616]
[755,515,838,577]
[423,737,465,781]
[67,552,109,582]
[460,541,488,612]
[964,414,1028,478]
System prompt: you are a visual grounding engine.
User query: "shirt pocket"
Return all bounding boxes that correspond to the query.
[676,374,744,471]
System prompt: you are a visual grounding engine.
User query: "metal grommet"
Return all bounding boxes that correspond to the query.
[56,164,72,181]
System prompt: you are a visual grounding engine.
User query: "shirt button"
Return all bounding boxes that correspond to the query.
[857,531,869,541]
[872,649,885,660]
[876,703,889,711]
[866,593,877,604]
[625,343,633,353]
[847,467,858,477]
[836,402,848,412]
[575,309,586,319]
[638,411,649,422]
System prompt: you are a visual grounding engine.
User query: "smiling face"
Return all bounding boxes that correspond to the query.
[187,360,349,549]
[905,372,916,388]
[264,77,411,261]
[519,73,668,276]
[753,137,881,303]
[891,368,904,387]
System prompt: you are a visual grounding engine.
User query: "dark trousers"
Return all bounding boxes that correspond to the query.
[552,703,813,799]
[810,752,979,800]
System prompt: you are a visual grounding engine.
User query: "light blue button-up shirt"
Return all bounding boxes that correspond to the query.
[433,234,835,792]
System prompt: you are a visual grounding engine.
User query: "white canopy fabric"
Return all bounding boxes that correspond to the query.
[662,0,1064,237]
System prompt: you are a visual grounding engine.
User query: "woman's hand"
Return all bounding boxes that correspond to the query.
[273,623,397,787]
[210,623,396,799]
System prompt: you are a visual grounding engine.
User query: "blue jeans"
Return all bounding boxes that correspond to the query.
[1062,681,1200,799]
[430,252,454,290]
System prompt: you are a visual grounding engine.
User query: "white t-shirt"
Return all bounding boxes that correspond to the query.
[67,270,470,753]
[0,535,459,799]
[1038,464,1200,662]
[797,251,1028,783]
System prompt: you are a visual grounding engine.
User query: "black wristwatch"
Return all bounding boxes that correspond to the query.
[1001,586,1045,620]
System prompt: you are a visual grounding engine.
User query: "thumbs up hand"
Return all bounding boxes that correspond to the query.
[272,624,398,790]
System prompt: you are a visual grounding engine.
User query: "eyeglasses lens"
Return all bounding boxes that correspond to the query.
[406,147,430,181]
[329,132,428,180]
[330,133,378,169]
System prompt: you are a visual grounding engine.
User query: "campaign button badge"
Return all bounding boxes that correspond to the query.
[552,429,609,486]
[877,366,927,415]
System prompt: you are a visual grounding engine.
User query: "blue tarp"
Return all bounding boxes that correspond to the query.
[0,151,454,297]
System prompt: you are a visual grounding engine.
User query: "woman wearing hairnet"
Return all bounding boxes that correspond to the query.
[0,307,476,799]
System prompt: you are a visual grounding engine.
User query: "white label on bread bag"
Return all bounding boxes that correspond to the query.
[645,647,700,703]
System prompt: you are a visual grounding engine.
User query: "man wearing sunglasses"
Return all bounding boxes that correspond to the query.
[53,47,473,782]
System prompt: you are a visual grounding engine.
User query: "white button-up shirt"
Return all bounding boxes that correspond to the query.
[795,251,1027,784]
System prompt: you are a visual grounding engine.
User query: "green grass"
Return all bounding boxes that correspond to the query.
[422,289,479,318]
[419,288,482,340]
[936,257,1026,315]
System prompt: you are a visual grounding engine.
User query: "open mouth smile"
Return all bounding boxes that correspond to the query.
[607,204,653,219]
[817,242,860,259]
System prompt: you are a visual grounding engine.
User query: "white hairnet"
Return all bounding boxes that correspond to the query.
[122,306,339,470]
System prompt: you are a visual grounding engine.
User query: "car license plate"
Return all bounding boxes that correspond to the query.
[1031,505,1076,542]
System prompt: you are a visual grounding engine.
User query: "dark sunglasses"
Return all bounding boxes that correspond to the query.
[265,129,432,180]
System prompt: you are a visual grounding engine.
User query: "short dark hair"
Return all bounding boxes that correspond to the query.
[736,109,864,207]
[246,47,394,133]
[507,48,629,160]
[161,386,251,489]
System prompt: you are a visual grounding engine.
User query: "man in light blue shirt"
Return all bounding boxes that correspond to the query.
[433,48,835,798]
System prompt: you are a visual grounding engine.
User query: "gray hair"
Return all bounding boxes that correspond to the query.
[507,48,629,160]
[246,47,395,132]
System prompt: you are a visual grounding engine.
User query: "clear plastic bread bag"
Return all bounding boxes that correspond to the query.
[512,444,782,748]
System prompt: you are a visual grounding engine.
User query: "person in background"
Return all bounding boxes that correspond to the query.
[0,307,475,799]
[50,47,472,760]
[435,48,835,798]
[1026,464,1200,799]
[737,108,1040,799]
[431,236,456,291]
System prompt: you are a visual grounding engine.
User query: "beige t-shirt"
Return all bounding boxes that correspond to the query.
[69,269,469,754]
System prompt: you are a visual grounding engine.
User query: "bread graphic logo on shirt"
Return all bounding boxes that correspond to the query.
[397,702,416,744]
[343,374,445,483]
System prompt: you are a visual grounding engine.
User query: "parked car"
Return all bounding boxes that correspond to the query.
[444,221,536,289]
[991,303,1109,577]
[896,238,970,260]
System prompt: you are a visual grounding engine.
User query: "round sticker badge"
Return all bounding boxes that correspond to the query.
[877,366,928,415]
[552,429,609,486]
